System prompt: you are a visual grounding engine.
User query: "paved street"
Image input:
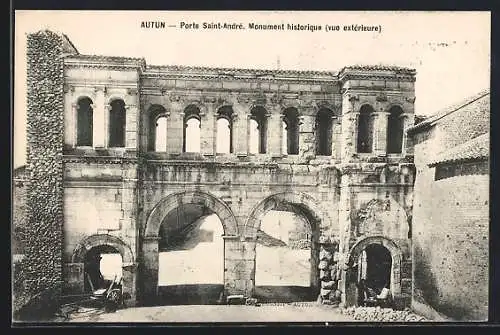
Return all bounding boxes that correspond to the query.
[64,303,358,323]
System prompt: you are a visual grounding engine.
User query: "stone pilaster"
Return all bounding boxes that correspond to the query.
[337,172,353,306]
[267,105,283,157]
[69,102,77,147]
[94,89,105,148]
[232,104,248,156]
[374,112,390,156]
[166,104,184,154]
[201,104,215,156]
[298,109,315,159]
[126,104,138,150]
[400,112,413,156]
[340,111,359,162]
[331,116,341,160]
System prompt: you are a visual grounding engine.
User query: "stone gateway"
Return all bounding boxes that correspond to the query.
[15,30,489,321]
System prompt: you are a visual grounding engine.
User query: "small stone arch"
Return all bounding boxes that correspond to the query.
[244,192,332,238]
[215,102,234,113]
[314,100,337,114]
[71,234,134,265]
[343,235,403,307]
[145,190,239,237]
[70,234,137,306]
[281,100,301,111]
[184,101,207,116]
[108,95,127,106]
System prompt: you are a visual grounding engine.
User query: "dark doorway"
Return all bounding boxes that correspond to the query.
[83,245,122,294]
[360,244,392,293]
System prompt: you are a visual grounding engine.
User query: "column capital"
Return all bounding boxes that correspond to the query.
[399,112,412,119]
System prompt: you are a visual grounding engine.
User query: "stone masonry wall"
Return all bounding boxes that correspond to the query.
[24,30,66,302]
[411,118,489,320]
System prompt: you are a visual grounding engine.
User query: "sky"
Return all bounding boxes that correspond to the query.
[13,11,490,168]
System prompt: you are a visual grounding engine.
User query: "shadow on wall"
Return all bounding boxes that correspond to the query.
[413,243,471,321]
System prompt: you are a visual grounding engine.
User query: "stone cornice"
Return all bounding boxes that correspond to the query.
[63,155,139,164]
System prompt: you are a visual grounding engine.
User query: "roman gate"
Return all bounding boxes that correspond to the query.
[24,31,416,308]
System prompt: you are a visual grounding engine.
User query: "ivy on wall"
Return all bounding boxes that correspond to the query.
[24,30,66,300]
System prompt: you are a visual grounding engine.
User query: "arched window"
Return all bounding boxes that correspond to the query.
[282,121,288,155]
[108,99,126,147]
[283,107,300,155]
[357,105,375,153]
[216,106,233,154]
[183,105,201,153]
[315,108,334,156]
[387,106,404,154]
[249,119,260,154]
[77,97,93,146]
[155,116,168,152]
[250,106,268,154]
[147,105,168,152]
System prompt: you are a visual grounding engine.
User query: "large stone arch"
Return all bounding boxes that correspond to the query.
[141,190,239,305]
[244,191,332,238]
[145,190,238,238]
[244,192,332,298]
[342,235,404,308]
[70,234,137,306]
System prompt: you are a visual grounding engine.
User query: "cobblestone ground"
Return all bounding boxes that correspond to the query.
[54,303,429,323]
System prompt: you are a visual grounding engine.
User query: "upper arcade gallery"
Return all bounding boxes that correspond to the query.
[63,53,416,161]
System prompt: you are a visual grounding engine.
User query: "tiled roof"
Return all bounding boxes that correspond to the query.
[407,89,490,134]
[340,65,416,74]
[428,132,489,166]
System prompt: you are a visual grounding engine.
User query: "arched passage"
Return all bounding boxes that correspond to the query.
[343,236,403,307]
[142,191,239,305]
[245,192,332,302]
[71,234,136,306]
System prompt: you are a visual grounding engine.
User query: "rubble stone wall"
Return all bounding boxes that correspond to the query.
[24,30,66,299]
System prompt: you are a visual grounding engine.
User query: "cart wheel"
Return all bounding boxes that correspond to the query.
[107,289,122,305]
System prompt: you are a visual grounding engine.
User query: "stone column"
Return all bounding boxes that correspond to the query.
[298,110,316,159]
[94,88,105,148]
[267,106,283,157]
[201,104,215,156]
[232,104,249,156]
[125,104,138,150]
[331,116,341,160]
[70,102,77,147]
[166,104,184,154]
[374,112,391,156]
[400,112,413,156]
